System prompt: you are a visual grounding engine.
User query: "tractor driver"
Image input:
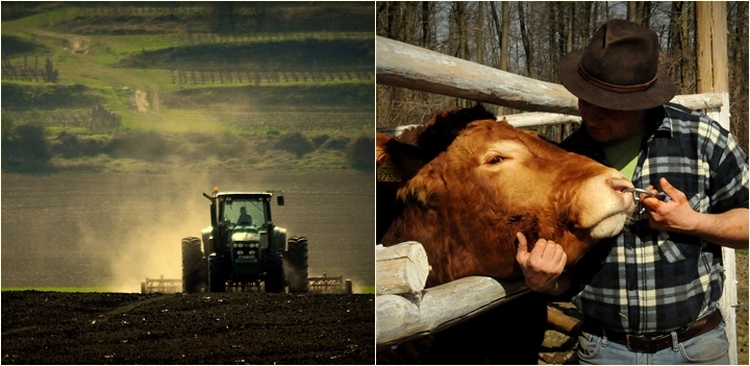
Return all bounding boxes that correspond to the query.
[237,206,253,226]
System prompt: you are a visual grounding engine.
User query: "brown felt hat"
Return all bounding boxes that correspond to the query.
[558,19,677,111]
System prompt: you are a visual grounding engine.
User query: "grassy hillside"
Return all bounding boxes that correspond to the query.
[1,2,375,173]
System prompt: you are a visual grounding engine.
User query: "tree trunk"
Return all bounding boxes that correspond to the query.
[517,2,535,78]
[421,1,430,47]
[476,2,484,65]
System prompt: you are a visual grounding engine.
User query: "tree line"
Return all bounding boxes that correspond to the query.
[376,1,748,152]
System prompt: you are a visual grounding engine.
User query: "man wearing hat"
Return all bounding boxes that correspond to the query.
[516,19,748,364]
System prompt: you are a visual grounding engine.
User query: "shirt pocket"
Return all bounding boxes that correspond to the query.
[656,231,702,263]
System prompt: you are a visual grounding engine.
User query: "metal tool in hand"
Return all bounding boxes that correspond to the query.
[624,187,670,203]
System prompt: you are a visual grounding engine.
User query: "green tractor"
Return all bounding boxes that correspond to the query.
[181,188,309,293]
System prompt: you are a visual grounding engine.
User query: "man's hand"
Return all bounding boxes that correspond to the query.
[515,232,566,293]
[640,177,749,249]
[640,177,698,233]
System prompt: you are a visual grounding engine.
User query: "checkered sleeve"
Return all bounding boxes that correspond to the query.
[700,116,749,212]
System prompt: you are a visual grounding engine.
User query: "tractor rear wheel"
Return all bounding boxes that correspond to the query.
[182,237,204,293]
[285,236,309,293]
[265,252,284,293]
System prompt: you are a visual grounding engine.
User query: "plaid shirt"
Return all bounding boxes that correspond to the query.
[561,103,749,334]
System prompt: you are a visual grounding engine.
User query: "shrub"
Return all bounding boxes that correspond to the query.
[53,131,106,158]
[273,132,314,158]
[104,130,176,162]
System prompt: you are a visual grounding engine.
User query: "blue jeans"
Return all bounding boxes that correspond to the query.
[577,321,729,364]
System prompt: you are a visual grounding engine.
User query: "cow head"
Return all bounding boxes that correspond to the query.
[377,106,636,286]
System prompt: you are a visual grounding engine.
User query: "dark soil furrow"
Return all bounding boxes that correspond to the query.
[1,291,375,364]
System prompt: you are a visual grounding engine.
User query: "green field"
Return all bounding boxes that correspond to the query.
[1,2,375,172]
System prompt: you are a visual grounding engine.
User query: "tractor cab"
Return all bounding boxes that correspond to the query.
[205,191,283,252]
[220,195,269,228]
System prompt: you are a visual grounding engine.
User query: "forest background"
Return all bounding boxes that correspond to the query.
[376,1,749,154]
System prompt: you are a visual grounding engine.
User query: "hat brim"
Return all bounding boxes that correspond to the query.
[558,50,677,111]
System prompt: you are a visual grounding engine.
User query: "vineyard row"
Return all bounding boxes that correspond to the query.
[1,56,58,83]
[43,106,122,132]
[170,69,373,86]
[170,31,372,46]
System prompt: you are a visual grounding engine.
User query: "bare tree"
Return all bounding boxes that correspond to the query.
[375,0,747,153]
[517,2,535,78]
[421,2,431,47]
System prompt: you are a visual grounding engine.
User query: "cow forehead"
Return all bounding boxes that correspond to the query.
[453,120,559,155]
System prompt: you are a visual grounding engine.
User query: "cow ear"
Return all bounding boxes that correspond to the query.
[499,117,509,125]
[375,132,392,167]
[376,132,426,182]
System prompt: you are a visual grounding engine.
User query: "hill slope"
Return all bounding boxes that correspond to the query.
[1,2,375,173]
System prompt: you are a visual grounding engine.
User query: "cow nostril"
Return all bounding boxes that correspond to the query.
[605,177,634,192]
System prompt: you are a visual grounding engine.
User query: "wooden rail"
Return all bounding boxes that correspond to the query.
[375,242,529,346]
[375,36,739,363]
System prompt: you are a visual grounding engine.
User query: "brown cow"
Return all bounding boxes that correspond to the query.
[376,105,635,364]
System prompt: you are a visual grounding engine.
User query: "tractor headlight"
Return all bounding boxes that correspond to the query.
[237,250,244,255]
[232,232,260,242]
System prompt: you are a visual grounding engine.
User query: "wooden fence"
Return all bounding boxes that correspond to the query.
[1,56,58,83]
[375,35,739,364]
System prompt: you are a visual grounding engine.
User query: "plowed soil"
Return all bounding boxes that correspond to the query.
[1,291,374,364]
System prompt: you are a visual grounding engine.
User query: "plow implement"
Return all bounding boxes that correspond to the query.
[309,273,353,294]
[140,275,182,294]
[141,274,352,294]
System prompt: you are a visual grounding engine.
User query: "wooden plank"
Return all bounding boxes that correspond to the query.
[377,94,723,132]
[376,276,527,346]
[376,36,579,115]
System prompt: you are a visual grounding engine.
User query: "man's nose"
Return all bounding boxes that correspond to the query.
[585,105,610,124]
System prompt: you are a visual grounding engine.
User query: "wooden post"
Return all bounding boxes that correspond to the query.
[696,4,738,365]
[547,306,581,335]
[376,242,430,295]
[696,2,729,95]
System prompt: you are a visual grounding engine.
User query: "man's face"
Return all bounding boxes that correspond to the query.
[578,99,646,143]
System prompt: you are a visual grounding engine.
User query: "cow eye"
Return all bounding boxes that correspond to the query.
[487,155,503,164]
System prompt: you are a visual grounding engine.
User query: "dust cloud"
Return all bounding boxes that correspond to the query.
[77,174,213,293]
[2,171,374,292]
